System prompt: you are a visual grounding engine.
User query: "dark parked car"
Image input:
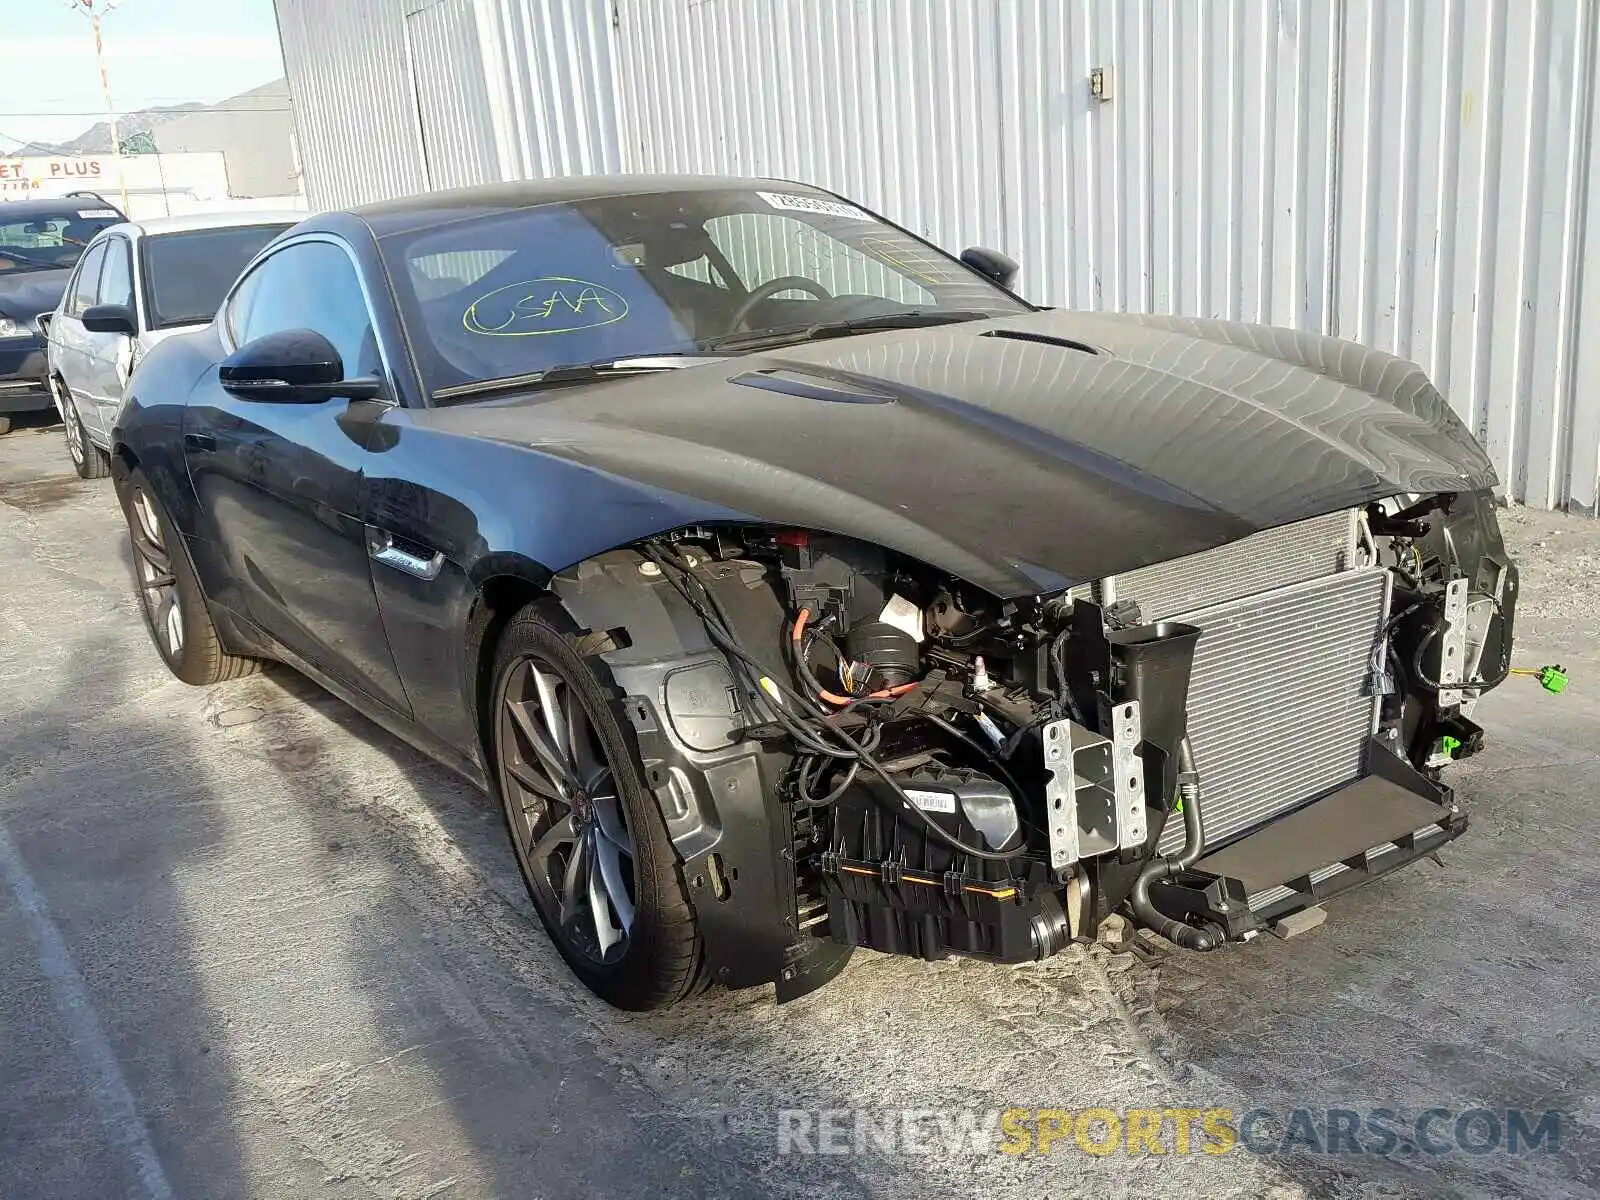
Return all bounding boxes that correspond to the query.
[111,176,1517,1010]
[0,194,124,433]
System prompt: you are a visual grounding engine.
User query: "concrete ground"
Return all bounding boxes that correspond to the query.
[1,414,1596,1200]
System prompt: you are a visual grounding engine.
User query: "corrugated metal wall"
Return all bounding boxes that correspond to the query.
[472,0,624,180]
[275,0,1600,513]
[614,1,1012,277]
[274,0,621,203]
[273,0,428,207]
[405,0,499,190]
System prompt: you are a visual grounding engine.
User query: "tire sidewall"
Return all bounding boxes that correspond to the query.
[489,604,699,1009]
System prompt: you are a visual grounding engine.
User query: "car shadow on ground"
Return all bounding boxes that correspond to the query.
[1,638,262,1199]
[4,636,894,1198]
[220,664,1600,1198]
[247,663,901,1196]
[1142,683,1600,1196]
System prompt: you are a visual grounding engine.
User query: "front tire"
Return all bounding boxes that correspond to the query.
[57,382,109,479]
[119,468,260,685]
[491,604,704,1010]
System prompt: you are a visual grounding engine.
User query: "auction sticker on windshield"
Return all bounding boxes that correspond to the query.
[756,191,872,221]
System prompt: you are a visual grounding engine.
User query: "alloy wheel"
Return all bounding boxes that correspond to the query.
[129,488,183,657]
[498,657,636,964]
[61,391,85,465]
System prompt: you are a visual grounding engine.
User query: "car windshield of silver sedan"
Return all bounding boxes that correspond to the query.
[378,188,1029,399]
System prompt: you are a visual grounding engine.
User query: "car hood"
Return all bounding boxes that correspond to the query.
[0,268,71,323]
[418,310,1498,596]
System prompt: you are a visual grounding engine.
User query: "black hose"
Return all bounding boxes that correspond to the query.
[1048,630,1086,725]
[1402,595,1512,694]
[1411,621,1444,690]
[822,714,1028,863]
[922,712,1029,799]
[645,541,1021,863]
[1125,734,1222,951]
[647,550,862,759]
[796,755,861,807]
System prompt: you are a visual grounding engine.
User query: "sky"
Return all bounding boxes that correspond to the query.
[0,0,286,151]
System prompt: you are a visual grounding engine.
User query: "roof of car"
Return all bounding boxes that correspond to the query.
[349,174,827,235]
[0,195,125,219]
[118,210,306,238]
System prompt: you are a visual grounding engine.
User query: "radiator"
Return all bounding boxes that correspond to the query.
[1106,510,1357,622]
[1155,567,1389,854]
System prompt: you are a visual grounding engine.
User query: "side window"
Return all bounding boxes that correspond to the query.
[98,238,134,311]
[223,265,263,346]
[703,213,933,306]
[235,241,380,377]
[69,242,108,317]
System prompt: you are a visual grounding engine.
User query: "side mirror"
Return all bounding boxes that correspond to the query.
[82,303,137,336]
[220,328,383,404]
[960,246,1020,291]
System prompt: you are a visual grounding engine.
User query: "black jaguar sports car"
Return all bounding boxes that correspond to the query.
[112,175,1517,1010]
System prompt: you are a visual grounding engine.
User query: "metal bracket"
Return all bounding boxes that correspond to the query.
[1456,595,1496,716]
[1436,577,1469,708]
[1041,702,1145,870]
[1109,700,1146,850]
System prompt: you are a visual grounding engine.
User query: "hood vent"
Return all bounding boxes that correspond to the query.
[981,328,1101,356]
[730,367,895,405]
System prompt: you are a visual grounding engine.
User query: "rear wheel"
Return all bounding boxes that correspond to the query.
[491,605,703,1010]
[120,469,260,685]
[57,382,109,479]
[0,416,10,435]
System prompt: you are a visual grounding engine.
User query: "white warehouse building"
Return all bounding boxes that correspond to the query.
[270,0,1600,515]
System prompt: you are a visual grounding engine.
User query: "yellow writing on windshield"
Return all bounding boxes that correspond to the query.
[463,276,630,336]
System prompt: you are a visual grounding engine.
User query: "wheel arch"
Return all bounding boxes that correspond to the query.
[463,534,841,995]
[463,563,556,770]
[108,437,139,485]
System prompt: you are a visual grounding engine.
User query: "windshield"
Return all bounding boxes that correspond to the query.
[377,188,1028,396]
[0,205,121,276]
[141,223,292,328]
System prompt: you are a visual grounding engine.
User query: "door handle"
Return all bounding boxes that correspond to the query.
[365,527,445,581]
[184,432,217,453]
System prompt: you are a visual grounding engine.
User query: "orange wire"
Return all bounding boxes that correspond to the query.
[793,608,917,706]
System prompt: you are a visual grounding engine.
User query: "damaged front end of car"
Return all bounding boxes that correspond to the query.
[547,486,1515,999]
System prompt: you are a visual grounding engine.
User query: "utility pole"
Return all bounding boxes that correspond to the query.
[60,0,130,213]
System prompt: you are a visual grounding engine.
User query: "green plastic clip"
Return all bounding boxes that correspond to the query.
[1440,735,1461,758]
[1538,665,1569,694]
